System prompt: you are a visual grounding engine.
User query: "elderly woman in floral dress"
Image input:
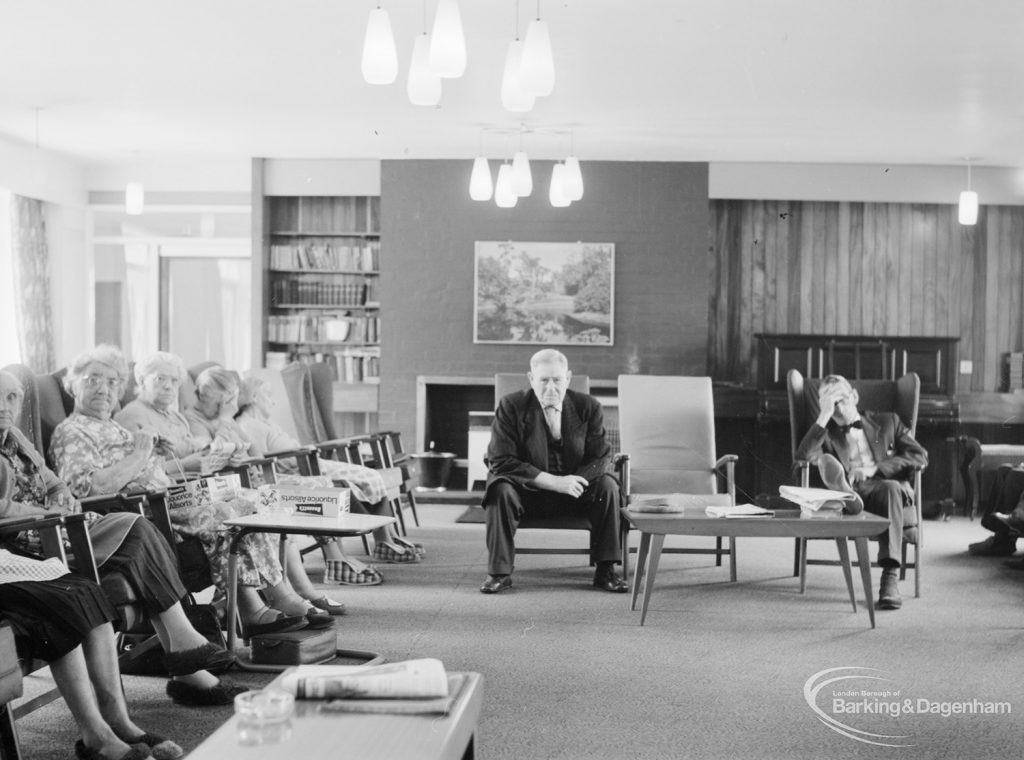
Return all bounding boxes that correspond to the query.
[0,368,242,709]
[49,346,329,641]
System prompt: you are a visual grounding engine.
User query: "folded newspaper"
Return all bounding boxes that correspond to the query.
[277,658,457,715]
[779,486,857,516]
[704,504,774,518]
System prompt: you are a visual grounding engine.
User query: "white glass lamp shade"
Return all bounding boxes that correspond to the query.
[469,157,493,201]
[549,163,571,207]
[501,40,535,113]
[362,7,399,85]
[958,190,978,225]
[563,156,583,201]
[407,34,442,106]
[125,182,145,215]
[429,0,467,78]
[494,164,518,208]
[520,19,555,97]
[511,151,533,197]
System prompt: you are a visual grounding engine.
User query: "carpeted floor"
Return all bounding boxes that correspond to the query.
[14,505,1024,760]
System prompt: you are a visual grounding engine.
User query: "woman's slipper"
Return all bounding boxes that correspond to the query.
[306,595,347,615]
[372,541,420,564]
[74,740,153,760]
[118,734,183,760]
[166,677,248,707]
[324,557,383,585]
[390,536,425,558]
[162,641,236,677]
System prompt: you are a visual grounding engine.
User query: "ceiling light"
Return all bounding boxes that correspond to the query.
[407,33,442,106]
[125,182,145,215]
[470,157,493,201]
[958,161,978,226]
[520,2,555,96]
[511,151,532,197]
[429,0,467,78]
[362,4,399,85]
[549,163,571,207]
[494,163,518,208]
[501,39,535,112]
[563,156,583,201]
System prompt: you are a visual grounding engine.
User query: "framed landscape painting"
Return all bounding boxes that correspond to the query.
[474,241,614,345]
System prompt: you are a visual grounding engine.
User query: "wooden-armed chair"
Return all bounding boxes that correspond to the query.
[490,373,631,574]
[617,375,738,579]
[786,369,923,597]
[0,621,23,760]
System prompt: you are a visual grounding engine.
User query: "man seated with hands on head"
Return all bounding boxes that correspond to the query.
[480,349,627,595]
[795,374,927,611]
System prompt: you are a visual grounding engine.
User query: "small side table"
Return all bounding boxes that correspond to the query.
[223,512,395,670]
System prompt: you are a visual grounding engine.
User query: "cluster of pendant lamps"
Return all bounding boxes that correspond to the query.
[362,1,578,208]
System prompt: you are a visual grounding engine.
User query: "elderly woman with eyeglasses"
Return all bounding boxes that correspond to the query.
[0,364,242,709]
[184,366,349,611]
[115,351,228,478]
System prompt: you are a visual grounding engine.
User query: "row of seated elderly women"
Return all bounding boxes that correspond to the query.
[0,345,424,760]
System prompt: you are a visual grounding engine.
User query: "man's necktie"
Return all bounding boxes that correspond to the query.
[836,419,863,435]
[544,406,562,440]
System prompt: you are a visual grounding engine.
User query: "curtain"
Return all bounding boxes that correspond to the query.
[10,195,55,372]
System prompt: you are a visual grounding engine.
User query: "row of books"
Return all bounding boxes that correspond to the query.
[271,277,378,307]
[267,314,380,344]
[270,242,380,272]
[264,348,381,384]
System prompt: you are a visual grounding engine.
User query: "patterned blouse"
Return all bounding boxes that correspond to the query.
[116,399,202,459]
[49,412,171,498]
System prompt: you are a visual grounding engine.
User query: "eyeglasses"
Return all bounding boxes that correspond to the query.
[82,375,123,391]
[151,374,181,387]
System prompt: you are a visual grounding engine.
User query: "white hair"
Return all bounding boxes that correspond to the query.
[134,351,187,385]
[529,349,569,371]
[64,344,128,395]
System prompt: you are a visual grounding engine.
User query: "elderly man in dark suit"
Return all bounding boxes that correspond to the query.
[479,349,627,595]
[795,374,928,610]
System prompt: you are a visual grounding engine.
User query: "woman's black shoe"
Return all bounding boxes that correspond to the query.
[165,677,247,707]
[162,642,235,676]
[240,612,308,639]
[74,740,152,760]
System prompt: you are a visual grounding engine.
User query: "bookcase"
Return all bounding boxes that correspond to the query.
[257,194,382,431]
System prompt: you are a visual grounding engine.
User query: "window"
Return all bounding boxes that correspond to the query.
[0,187,20,363]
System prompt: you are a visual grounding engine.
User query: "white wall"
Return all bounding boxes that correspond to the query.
[263,158,381,196]
[710,162,1024,205]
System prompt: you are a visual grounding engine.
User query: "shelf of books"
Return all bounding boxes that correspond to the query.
[263,196,383,404]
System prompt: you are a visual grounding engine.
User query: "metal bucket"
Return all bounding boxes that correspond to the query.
[412,451,456,491]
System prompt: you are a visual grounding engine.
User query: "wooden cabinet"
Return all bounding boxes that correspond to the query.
[254,192,381,432]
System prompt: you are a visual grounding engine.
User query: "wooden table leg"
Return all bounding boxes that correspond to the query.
[631,531,651,611]
[639,534,665,627]
[853,536,876,629]
[835,538,857,613]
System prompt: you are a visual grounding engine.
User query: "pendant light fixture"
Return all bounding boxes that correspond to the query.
[562,131,583,201]
[958,160,978,226]
[125,182,145,215]
[520,0,555,97]
[501,1,534,112]
[407,3,442,106]
[429,0,467,78]
[511,129,532,197]
[362,3,399,85]
[494,162,518,208]
[549,162,571,207]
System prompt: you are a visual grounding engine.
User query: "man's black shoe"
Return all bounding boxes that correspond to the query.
[877,569,902,610]
[480,574,512,594]
[593,568,629,593]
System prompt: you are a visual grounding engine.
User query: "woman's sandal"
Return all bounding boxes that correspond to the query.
[306,595,347,615]
[390,536,425,558]
[324,557,383,585]
[372,541,420,564]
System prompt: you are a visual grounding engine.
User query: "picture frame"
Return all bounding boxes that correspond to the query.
[473,241,615,345]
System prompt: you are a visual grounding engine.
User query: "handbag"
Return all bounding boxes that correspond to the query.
[250,627,337,666]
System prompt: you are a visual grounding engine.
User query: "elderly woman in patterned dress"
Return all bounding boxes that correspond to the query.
[49,346,331,640]
[0,369,241,708]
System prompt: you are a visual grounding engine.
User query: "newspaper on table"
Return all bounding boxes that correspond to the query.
[779,485,858,517]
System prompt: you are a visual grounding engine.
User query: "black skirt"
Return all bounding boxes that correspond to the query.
[100,516,187,614]
[0,574,115,662]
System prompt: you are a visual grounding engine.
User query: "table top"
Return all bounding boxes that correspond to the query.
[223,512,394,536]
[624,503,889,539]
[185,672,483,760]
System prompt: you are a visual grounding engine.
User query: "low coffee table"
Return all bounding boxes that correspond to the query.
[623,503,890,628]
[223,512,395,665]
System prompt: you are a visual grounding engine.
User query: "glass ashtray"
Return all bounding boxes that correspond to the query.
[234,689,295,724]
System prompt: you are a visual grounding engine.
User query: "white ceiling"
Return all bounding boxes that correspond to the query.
[1,0,1021,169]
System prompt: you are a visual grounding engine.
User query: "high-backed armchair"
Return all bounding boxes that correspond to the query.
[787,369,923,597]
[617,375,737,578]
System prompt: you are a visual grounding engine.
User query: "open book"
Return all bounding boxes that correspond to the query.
[779,486,857,516]
[277,658,453,714]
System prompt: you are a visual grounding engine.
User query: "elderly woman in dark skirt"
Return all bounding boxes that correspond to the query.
[0,546,183,760]
[0,366,241,707]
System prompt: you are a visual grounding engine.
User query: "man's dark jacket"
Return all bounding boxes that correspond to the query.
[483,388,614,501]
